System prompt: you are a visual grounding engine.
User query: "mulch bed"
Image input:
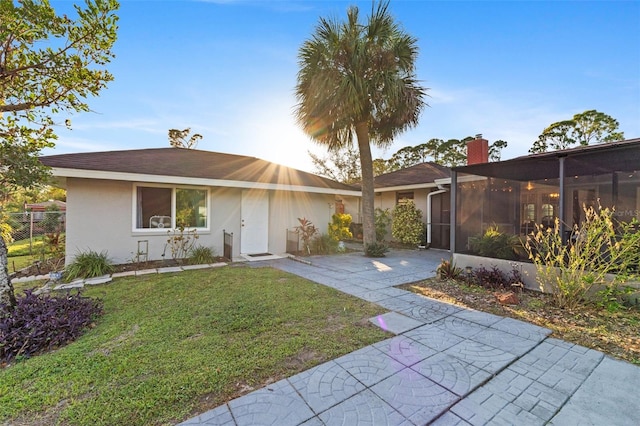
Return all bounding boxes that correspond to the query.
[10,257,227,279]
[400,278,640,365]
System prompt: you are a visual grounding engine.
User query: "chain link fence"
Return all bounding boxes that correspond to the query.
[4,211,66,249]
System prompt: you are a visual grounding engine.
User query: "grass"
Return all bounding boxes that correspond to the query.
[6,254,39,272]
[7,235,63,272]
[0,266,389,425]
[7,235,47,257]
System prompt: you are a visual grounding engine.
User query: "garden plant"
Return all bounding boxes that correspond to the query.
[525,205,640,309]
[391,200,424,246]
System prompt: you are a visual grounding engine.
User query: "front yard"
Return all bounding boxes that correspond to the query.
[1,267,389,426]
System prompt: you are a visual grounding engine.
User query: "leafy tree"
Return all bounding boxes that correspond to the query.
[295,1,427,249]
[530,120,577,153]
[3,185,66,213]
[372,158,391,176]
[489,139,508,162]
[386,143,432,172]
[380,137,508,171]
[168,128,202,149]
[438,138,468,167]
[572,110,624,145]
[313,135,507,182]
[0,0,118,307]
[529,110,624,153]
[309,145,362,184]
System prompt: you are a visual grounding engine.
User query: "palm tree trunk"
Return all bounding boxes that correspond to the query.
[0,236,17,308]
[355,122,376,248]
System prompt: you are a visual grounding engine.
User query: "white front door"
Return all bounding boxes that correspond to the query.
[241,190,269,254]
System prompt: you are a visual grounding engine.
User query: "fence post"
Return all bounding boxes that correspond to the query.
[29,211,34,255]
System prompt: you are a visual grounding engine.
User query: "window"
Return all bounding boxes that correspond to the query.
[396,191,414,205]
[523,203,535,221]
[135,186,208,229]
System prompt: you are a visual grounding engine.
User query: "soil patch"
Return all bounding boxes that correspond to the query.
[400,278,640,365]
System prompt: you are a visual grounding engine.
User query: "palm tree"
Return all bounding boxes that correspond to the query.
[295,1,426,249]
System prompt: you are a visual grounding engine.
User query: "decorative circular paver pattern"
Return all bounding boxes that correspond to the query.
[411,353,493,397]
[318,389,412,426]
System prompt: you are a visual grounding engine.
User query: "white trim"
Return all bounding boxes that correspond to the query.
[51,167,360,197]
[374,182,440,193]
[426,189,448,245]
[434,175,487,186]
[131,183,211,232]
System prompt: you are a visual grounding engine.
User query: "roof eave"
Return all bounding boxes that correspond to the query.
[374,182,441,193]
[50,167,362,197]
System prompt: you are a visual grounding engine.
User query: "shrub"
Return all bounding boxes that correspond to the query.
[391,201,424,245]
[328,213,353,241]
[525,206,640,309]
[375,208,392,242]
[469,225,523,260]
[43,231,65,258]
[295,217,318,255]
[65,249,114,281]
[0,289,103,363]
[436,259,462,280]
[311,233,338,255]
[1,218,13,245]
[365,241,388,257]
[166,226,199,262]
[188,245,217,265]
[471,265,522,290]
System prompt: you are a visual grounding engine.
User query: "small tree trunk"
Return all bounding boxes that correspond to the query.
[355,122,377,248]
[0,236,17,308]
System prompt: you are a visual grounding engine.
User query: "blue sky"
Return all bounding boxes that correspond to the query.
[46,0,640,173]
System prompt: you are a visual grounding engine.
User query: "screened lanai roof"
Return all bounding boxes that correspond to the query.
[452,138,640,181]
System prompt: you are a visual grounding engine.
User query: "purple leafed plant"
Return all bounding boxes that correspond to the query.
[0,290,103,363]
[472,266,523,290]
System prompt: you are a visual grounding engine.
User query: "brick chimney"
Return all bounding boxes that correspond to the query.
[466,133,489,165]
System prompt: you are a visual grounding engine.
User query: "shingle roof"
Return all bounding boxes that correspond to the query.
[373,162,451,188]
[39,148,356,191]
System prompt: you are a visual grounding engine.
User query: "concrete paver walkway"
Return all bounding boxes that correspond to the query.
[180,248,640,426]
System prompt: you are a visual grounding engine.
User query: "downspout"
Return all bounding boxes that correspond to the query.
[426,188,449,246]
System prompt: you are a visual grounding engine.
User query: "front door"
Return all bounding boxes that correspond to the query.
[241,190,269,254]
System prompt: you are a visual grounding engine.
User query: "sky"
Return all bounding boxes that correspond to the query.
[45,0,640,174]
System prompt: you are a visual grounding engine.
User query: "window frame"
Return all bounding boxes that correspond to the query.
[132,183,210,233]
[396,191,415,205]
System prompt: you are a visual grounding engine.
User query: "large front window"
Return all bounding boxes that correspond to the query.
[135,186,208,229]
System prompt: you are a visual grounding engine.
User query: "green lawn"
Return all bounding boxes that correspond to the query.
[0,266,389,425]
[7,235,47,257]
[6,253,40,272]
[7,236,48,272]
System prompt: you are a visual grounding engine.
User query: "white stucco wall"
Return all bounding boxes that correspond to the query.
[374,189,431,241]
[64,178,344,265]
[65,178,137,265]
[269,191,335,254]
[339,195,361,224]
